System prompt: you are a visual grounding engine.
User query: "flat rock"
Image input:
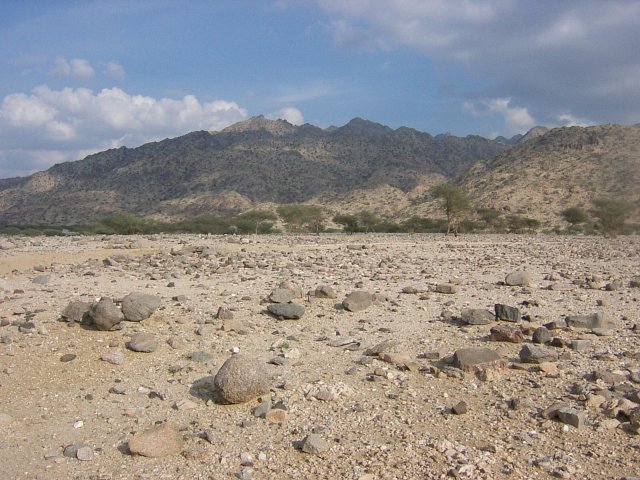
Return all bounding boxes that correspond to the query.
[435,283,458,294]
[566,312,607,329]
[121,292,160,321]
[315,285,337,299]
[100,349,124,365]
[452,347,504,373]
[128,422,183,457]
[342,291,374,312]
[378,352,412,365]
[267,303,305,319]
[301,434,330,455]
[461,308,495,325]
[505,271,531,286]
[127,333,158,353]
[269,288,295,304]
[532,326,552,344]
[88,298,124,331]
[490,324,524,343]
[61,300,91,323]
[214,354,270,404]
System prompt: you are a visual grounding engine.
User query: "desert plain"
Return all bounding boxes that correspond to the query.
[1,233,639,480]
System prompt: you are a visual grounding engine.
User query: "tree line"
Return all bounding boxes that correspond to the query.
[0,183,636,236]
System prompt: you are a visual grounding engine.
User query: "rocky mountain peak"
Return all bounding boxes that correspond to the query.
[220,115,297,136]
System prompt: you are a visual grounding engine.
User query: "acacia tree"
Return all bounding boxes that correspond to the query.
[277,204,325,233]
[431,182,471,236]
[591,196,635,236]
[561,206,589,226]
[333,214,359,233]
[236,210,277,234]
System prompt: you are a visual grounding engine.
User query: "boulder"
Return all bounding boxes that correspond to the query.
[494,304,520,322]
[505,271,531,286]
[519,344,558,364]
[461,308,494,325]
[214,354,270,404]
[490,324,524,343]
[88,298,123,331]
[267,303,305,319]
[61,300,91,323]
[121,293,160,322]
[315,285,337,299]
[566,312,607,329]
[269,288,295,304]
[452,347,504,373]
[127,332,158,353]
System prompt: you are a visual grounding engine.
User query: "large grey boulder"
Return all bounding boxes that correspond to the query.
[127,332,158,353]
[461,308,495,325]
[519,344,558,364]
[269,288,295,304]
[121,293,161,321]
[452,348,504,373]
[494,304,520,322]
[565,312,607,329]
[214,354,270,404]
[267,303,305,319]
[88,298,123,331]
[61,300,91,323]
[505,271,531,286]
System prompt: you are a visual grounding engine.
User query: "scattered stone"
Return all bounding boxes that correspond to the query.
[490,324,524,343]
[265,408,288,424]
[315,285,337,299]
[269,288,295,304]
[267,303,305,320]
[505,271,531,286]
[570,339,592,352]
[128,422,183,457]
[566,312,607,329]
[452,348,504,373]
[494,304,520,322]
[519,345,558,364]
[32,275,50,285]
[121,292,161,321]
[300,434,330,455]
[364,340,399,356]
[216,306,234,320]
[60,301,91,323]
[461,308,495,325]
[378,352,412,365]
[630,276,640,288]
[435,284,458,294]
[76,446,93,461]
[214,355,270,404]
[556,407,585,428]
[606,279,623,291]
[88,298,124,331]
[452,401,468,415]
[342,291,374,312]
[126,333,158,353]
[222,318,248,334]
[60,353,77,362]
[532,326,552,344]
[401,286,419,294]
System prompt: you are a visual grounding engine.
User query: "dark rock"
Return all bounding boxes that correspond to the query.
[61,301,91,323]
[315,285,337,299]
[300,434,330,455]
[342,291,374,312]
[216,307,234,320]
[267,303,305,319]
[519,344,558,363]
[435,284,458,294]
[452,347,504,373]
[532,326,552,344]
[494,304,520,322]
[121,293,160,321]
[490,324,524,343]
[214,354,270,404]
[60,353,77,362]
[452,401,468,415]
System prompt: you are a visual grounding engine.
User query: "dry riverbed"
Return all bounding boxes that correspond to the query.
[1,233,639,480]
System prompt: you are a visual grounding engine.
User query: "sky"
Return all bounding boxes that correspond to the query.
[1,0,639,179]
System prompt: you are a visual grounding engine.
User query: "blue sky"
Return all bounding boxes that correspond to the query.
[1,0,639,178]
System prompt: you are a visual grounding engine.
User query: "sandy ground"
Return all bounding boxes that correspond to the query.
[0,233,639,480]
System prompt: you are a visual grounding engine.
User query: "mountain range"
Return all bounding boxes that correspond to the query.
[0,116,637,226]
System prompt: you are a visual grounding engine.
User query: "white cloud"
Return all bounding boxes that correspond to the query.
[272,107,304,125]
[0,85,248,178]
[105,62,126,80]
[50,57,95,79]
[315,0,640,129]
[464,97,536,136]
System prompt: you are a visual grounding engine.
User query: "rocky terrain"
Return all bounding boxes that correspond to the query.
[1,233,640,480]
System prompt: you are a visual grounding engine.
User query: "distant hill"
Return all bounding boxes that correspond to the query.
[460,124,640,223]
[0,116,509,225]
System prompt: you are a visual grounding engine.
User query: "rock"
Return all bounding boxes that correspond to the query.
[519,345,558,364]
[532,326,552,344]
[566,312,607,329]
[315,285,337,299]
[570,339,592,352]
[505,270,531,286]
[606,279,623,291]
[452,401,468,415]
[88,298,124,331]
[222,318,248,334]
[342,291,374,312]
[461,308,494,325]
[214,355,270,404]
[364,340,399,356]
[269,288,295,304]
[61,301,91,323]
[32,275,50,285]
[121,293,161,321]
[265,408,288,424]
[452,348,504,373]
[494,304,520,322]
[128,422,183,457]
[126,333,159,353]
[401,286,419,294]
[300,434,330,455]
[76,446,93,461]
[60,353,77,362]
[436,284,458,294]
[556,407,585,428]
[216,306,234,320]
[378,352,412,365]
[490,324,524,343]
[630,276,640,288]
[101,349,124,365]
[267,303,305,320]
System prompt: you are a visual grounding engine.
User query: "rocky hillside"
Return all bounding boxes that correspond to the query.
[460,124,640,223]
[0,117,508,225]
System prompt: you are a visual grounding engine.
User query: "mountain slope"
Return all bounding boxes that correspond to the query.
[460,124,640,223]
[0,116,509,225]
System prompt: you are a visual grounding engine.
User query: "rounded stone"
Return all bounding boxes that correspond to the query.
[121,292,161,321]
[214,354,269,404]
[89,298,123,331]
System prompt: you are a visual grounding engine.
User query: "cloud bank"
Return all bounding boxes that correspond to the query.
[317,0,640,133]
[0,86,247,178]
